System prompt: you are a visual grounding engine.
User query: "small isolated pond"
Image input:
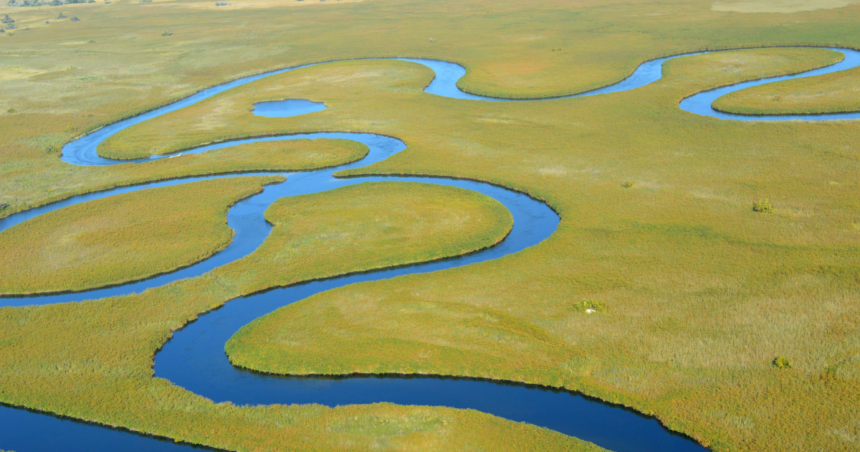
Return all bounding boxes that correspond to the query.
[251,99,326,117]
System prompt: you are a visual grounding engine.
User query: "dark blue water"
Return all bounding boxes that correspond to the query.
[3,48,859,452]
[252,99,327,117]
[0,404,219,452]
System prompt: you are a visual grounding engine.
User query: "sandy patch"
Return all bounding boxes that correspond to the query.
[0,66,45,81]
[712,0,860,13]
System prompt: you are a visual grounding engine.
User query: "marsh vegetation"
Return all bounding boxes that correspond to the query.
[0,0,859,450]
[0,176,281,295]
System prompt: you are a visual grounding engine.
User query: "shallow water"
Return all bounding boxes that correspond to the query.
[3,47,858,452]
[252,99,327,117]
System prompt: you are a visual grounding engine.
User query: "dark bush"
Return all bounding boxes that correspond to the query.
[773,356,792,369]
[753,199,774,213]
[572,299,607,313]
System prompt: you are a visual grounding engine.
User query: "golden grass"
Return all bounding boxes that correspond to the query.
[0,182,597,452]
[144,49,860,450]
[1,0,860,450]
[175,0,366,11]
[714,66,860,114]
[0,176,282,295]
[712,0,860,13]
[218,182,513,294]
[0,138,366,218]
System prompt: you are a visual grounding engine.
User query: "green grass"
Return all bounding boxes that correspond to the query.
[0,182,598,452]
[217,182,513,294]
[1,0,860,451]
[226,181,514,369]
[0,176,281,295]
[128,48,860,450]
[714,66,860,115]
[0,137,367,219]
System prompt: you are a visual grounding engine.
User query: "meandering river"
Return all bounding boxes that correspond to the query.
[2,47,858,452]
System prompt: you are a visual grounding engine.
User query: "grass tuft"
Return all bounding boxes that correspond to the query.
[752,199,774,213]
[572,299,607,313]
[773,356,793,369]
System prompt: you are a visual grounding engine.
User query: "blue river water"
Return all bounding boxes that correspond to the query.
[680,48,860,121]
[2,47,859,452]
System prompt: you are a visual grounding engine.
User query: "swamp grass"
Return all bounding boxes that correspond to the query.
[1,0,860,450]
[148,50,860,450]
[0,176,281,295]
[714,66,860,115]
[216,182,513,294]
[0,182,597,452]
[0,138,367,219]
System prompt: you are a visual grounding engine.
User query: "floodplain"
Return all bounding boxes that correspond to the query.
[1,0,860,451]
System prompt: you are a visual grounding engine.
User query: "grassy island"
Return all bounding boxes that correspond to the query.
[0,176,282,295]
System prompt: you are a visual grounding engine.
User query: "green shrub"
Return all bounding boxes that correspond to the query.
[753,199,774,213]
[44,144,60,154]
[6,108,15,114]
[1,14,14,23]
[0,203,9,211]
[773,356,792,369]
[572,299,607,313]
[621,181,633,188]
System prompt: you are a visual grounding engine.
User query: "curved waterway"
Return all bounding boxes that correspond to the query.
[681,48,860,120]
[3,47,860,452]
